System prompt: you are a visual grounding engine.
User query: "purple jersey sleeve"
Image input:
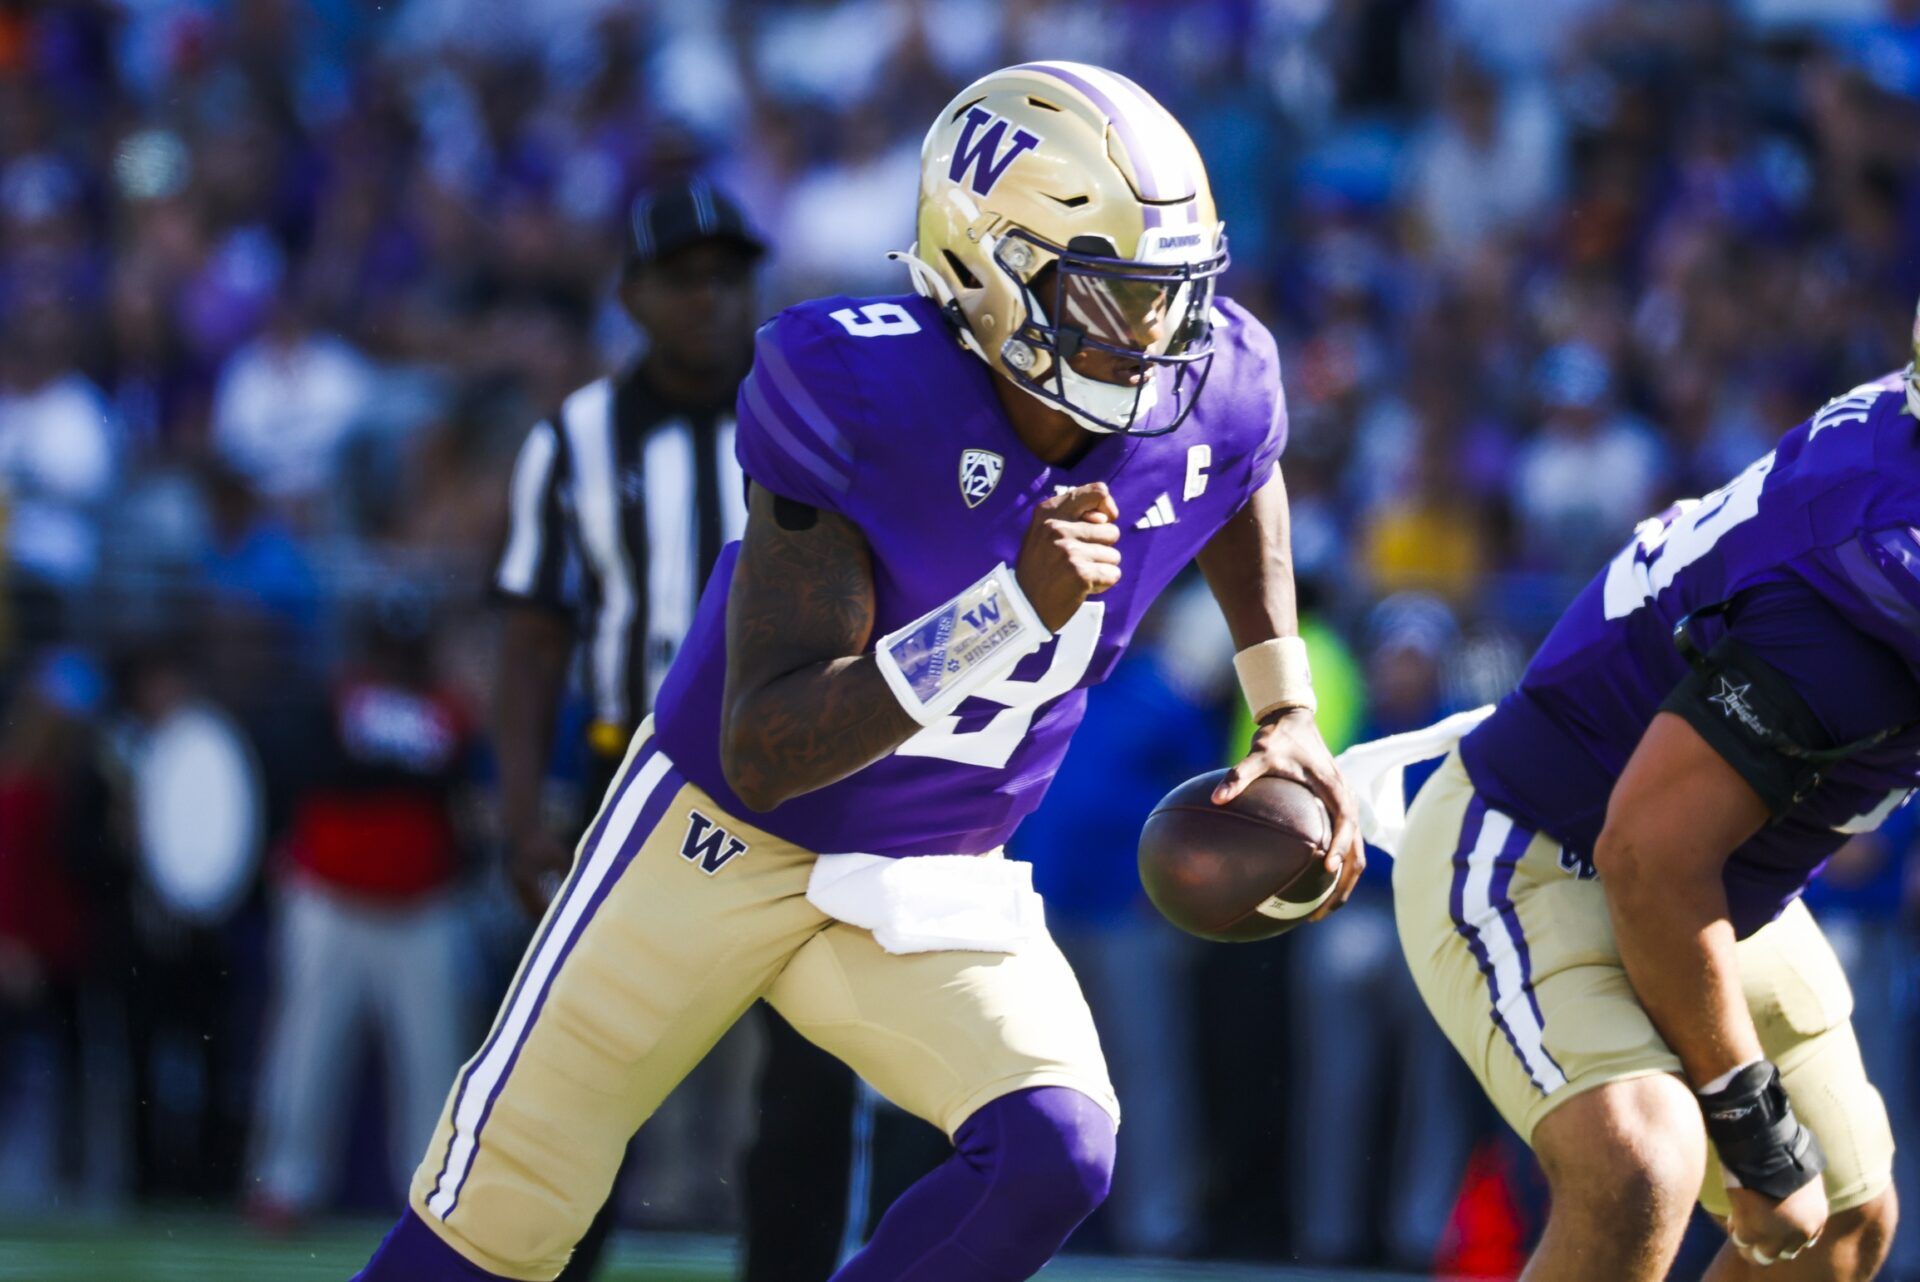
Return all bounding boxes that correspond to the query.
[1216,301,1287,508]
[1735,576,1920,746]
[1801,526,1920,676]
[733,309,862,510]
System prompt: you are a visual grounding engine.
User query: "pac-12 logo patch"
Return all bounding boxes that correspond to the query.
[681,810,749,875]
[959,449,1004,508]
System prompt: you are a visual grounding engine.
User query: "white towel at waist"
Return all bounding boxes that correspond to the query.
[806,849,1045,955]
[1334,705,1495,858]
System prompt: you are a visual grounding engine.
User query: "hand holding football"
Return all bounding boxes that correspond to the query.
[1138,769,1339,942]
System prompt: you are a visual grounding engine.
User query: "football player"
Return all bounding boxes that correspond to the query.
[1383,330,1920,1278]
[355,62,1360,1282]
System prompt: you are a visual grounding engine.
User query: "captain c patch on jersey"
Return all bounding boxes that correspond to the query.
[681,810,749,875]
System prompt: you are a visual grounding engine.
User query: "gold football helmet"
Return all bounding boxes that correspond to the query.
[894,61,1228,435]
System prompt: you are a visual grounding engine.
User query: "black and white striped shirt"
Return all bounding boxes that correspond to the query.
[493,367,747,733]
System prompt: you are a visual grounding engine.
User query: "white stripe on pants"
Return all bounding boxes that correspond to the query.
[251,877,468,1208]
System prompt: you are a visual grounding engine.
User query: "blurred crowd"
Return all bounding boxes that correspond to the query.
[4,0,1920,1274]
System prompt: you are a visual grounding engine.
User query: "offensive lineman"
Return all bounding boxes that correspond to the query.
[355,62,1360,1282]
[1386,336,1920,1279]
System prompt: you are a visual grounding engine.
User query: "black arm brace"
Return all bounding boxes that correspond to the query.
[1697,1061,1827,1200]
[1660,598,1909,816]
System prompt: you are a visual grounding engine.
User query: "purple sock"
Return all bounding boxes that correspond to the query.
[830,1087,1116,1282]
[354,1208,517,1282]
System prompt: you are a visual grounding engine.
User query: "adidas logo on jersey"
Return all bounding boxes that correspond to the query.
[1134,493,1178,529]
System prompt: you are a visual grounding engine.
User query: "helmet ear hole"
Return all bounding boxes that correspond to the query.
[940,249,982,291]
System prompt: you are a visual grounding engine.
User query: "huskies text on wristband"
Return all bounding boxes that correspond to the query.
[874,563,1050,727]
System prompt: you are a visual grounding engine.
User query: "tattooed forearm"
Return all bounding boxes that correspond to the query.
[719,485,922,811]
[723,657,919,810]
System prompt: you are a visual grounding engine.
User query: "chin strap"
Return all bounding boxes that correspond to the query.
[888,248,989,363]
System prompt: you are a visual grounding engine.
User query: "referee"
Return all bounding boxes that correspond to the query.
[490,179,858,1282]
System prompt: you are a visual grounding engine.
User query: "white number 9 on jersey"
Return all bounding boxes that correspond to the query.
[1601,451,1775,620]
[830,302,922,337]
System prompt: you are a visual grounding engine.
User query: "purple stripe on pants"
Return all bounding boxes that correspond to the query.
[426,737,657,1212]
[442,747,686,1219]
[1487,829,1568,1085]
[1447,797,1550,1094]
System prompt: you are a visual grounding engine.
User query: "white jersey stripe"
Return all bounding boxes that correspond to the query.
[496,421,557,595]
[426,747,675,1220]
[564,379,638,726]
[716,417,747,545]
[643,422,698,710]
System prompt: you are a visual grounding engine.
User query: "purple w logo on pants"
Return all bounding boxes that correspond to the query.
[681,810,749,875]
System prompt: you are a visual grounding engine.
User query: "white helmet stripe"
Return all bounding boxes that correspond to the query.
[1067,63,1166,200]
[1076,62,1198,205]
[1016,61,1194,203]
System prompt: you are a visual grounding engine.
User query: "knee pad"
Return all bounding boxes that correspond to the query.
[355,1209,519,1282]
[957,1086,1117,1225]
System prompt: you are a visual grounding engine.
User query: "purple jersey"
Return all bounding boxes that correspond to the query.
[1461,373,1920,936]
[652,292,1285,856]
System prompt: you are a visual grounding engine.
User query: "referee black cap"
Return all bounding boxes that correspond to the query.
[624,177,765,274]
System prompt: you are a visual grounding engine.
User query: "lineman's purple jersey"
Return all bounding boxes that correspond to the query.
[652,292,1285,857]
[1461,373,1920,936]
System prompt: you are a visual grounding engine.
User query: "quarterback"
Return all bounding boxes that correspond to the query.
[1382,341,1920,1279]
[355,62,1358,1282]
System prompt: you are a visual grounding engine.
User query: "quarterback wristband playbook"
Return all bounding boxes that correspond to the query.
[875,563,1050,726]
[1235,636,1317,720]
[1697,1061,1826,1199]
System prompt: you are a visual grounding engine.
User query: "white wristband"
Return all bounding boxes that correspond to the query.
[875,563,1050,727]
[1235,636,1316,720]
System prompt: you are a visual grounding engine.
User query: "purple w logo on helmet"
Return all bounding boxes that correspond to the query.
[949,106,1041,197]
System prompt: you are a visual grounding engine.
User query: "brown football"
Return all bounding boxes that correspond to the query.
[1138,769,1337,942]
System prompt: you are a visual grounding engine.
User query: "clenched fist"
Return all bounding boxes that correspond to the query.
[1016,482,1122,631]
[1727,1182,1829,1267]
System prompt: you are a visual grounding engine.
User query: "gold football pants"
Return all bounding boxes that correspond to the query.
[1394,751,1893,1218]
[408,721,1116,1280]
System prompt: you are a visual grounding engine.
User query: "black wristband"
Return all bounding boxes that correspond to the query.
[1697,1062,1826,1200]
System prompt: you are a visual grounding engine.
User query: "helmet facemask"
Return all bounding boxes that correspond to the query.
[991,229,1229,437]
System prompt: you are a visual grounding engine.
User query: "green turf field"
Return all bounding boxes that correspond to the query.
[0,1214,1426,1281]
[0,1217,718,1282]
